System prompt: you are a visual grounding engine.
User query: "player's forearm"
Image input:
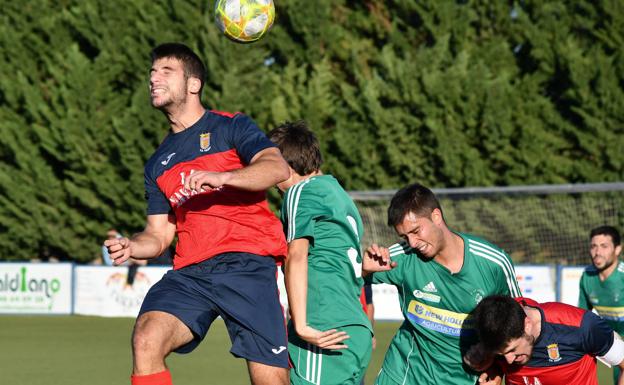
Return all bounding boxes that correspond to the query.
[128,231,170,259]
[284,246,309,334]
[226,149,289,191]
[366,304,375,325]
[617,347,624,385]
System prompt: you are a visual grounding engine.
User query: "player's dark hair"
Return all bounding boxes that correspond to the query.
[268,120,323,175]
[590,225,621,246]
[150,42,206,94]
[473,295,526,351]
[387,183,442,227]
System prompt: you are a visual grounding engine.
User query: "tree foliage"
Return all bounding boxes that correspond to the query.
[0,0,622,261]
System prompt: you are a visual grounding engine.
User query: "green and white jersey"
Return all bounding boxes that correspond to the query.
[579,261,624,335]
[369,233,521,385]
[281,175,372,332]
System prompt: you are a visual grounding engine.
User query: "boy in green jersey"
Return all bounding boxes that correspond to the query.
[579,225,624,384]
[363,183,521,385]
[268,121,373,385]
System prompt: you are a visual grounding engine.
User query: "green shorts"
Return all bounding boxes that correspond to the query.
[289,325,372,385]
[373,368,402,385]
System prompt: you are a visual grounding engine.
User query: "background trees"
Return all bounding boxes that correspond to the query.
[0,0,622,261]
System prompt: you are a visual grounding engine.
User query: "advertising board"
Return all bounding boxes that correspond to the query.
[0,263,73,314]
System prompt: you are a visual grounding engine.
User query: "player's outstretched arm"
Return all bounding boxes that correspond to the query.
[593,325,624,385]
[184,147,289,192]
[104,213,176,266]
[362,243,397,277]
[602,332,624,385]
[285,238,349,350]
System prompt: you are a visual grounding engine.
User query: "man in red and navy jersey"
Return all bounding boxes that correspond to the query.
[468,295,624,385]
[105,43,290,385]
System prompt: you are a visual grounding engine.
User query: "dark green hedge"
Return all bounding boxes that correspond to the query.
[0,0,622,261]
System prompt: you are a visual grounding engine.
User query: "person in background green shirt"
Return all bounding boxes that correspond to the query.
[269,121,373,385]
[363,183,521,385]
[579,225,624,385]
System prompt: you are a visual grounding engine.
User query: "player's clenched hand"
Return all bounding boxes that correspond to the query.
[463,342,494,372]
[465,344,502,385]
[184,171,232,192]
[104,237,132,266]
[296,326,350,350]
[363,243,397,273]
[477,371,502,385]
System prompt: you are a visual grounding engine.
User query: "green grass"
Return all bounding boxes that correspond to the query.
[0,316,613,385]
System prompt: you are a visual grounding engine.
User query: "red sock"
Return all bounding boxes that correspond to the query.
[131,370,173,385]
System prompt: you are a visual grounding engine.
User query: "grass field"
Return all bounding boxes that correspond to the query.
[0,316,613,385]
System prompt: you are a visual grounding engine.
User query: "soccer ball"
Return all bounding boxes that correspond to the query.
[214,0,275,43]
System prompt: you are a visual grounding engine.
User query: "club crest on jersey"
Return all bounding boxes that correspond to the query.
[199,132,211,152]
[547,343,561,362]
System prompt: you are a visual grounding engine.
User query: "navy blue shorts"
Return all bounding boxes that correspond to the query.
[139,252,289,368]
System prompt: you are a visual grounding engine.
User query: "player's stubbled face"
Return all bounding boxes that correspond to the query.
[395,211,443,258]
[590,234,619,271]
[149,57,188,109]
[500,334,534,365]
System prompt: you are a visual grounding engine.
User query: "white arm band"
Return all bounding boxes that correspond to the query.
[598,332,624,367]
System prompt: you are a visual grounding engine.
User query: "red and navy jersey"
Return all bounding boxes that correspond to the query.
[502,298,614,385]
[144,110,287,269]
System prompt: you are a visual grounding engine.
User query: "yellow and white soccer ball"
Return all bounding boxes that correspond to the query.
[214,0,275,43]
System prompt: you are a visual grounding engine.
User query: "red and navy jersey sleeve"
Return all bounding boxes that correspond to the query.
[225,113,276,165]
[145,169,170,215]
[581,311,614,357]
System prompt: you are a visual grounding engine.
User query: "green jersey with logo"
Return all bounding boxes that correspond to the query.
[578,261,624,385]
[578,261,624,335]
[369,233,521,385]
[281,175,372,332]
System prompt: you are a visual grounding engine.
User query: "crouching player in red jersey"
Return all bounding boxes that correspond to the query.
[468,295,624,385]
[104,43,290,385]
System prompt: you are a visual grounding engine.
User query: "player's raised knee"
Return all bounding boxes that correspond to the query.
[132,313,171,355]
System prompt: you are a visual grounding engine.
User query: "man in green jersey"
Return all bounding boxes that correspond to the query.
[268,121,373,385]
[579,225,624,385]
[363,183,521,385]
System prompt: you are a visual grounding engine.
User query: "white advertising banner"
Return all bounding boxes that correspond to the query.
[515,265,557,303]
[558,266,586,306]
[74,266,170,317]
[277,269,404,321]
[372,283,403,321]
[0,263,73,314]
